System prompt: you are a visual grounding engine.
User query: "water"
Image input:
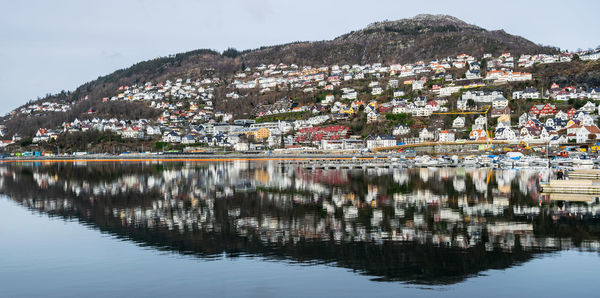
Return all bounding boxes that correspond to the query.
[0,161,599,297]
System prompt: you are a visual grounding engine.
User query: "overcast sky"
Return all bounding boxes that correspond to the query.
[1,0,599,115]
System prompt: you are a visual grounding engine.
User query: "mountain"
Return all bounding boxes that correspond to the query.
[2,14,562,137]
[241,14,557,66]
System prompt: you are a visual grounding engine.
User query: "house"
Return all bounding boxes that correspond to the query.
[393,125,410,136]
[497,114,511,127]
[412,108,432,117]
[530,103,557,117]
[579,101,596,113]
[162,131,181,143]
[419,128,435,141]
[577,126,600,143]
[453,117,465,128]
[513,87,540,99]
[233,127,270,140]
[412,80,425,90]
[425,100,440,112]
[555,111,569,121]
[465,69,481,79]
[469,129,488,141]
[438,130,455,142]
[540,127,558,141]
[580,51,600,61]
[457,98,468,110]
[518,113,529,127]
[234,142,250,151]
[520,127,541,140]
[366,135,396,149]
[322,95,335,105]
[525,118,542,128]
[181,135,197,144]
[371,86,384,95]
[367,111,379,123]
[491,106,511,118]
[494,127,516,141]
[492,97,509,109]
[392,104,408,114]
[121,127,144,139]
[146,126,161,136]
[462,90,504,103]
[413,97,427,107]
[473,116,487,130]
[589,88,600,100]
[393,90,405,98]
[545,118,556,128]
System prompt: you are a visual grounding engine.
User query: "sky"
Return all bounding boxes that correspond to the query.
[1,0,599,115]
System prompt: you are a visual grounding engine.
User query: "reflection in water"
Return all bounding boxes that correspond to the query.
[1,162,600,284]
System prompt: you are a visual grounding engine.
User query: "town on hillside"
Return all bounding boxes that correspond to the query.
[2,48,600,156]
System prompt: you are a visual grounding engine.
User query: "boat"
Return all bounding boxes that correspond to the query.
[414,155,439,167]
[462,156,477,167]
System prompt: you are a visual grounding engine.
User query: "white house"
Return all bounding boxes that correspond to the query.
[494,127,517,140]
[393,125,410,136]
[412,80,425,90]
[419,128,435,141]
[581,51,600,61]
[577,126,600,143]
[121,127,144,139]
[371,86,384,95]
[580,101,596,114]
[393,90,405,98]
[438,130,456,142]
[453,117,465,128]
[492,97,509,109]
[513,87,540,99]
[366,135,396,149]
[146,126,161,136]
[162,131,181,143]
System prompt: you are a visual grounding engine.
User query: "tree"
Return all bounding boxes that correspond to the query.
[222,48,240,59]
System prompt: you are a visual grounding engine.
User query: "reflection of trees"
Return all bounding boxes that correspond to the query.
[1,163,599,284]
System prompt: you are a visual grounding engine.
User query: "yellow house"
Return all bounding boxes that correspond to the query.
[235,127,270,140]
[252,127,270,140]
[340,107,355,115]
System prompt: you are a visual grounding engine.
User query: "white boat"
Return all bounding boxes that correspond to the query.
[462,156,477,167]
[572,155,594,169]
[414,155,439,167]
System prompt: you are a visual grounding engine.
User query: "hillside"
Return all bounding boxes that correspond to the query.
[0,14,566,138]
[242,14,557,66]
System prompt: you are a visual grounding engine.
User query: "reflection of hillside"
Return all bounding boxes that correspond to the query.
[2,163,600,284]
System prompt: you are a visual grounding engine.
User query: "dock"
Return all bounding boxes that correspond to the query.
[568,169,600,180]
[542,169,600,195]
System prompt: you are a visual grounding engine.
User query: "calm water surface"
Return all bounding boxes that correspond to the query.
[0,161,599,297]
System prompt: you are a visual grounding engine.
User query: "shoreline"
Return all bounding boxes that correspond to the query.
[0,153,374,163]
